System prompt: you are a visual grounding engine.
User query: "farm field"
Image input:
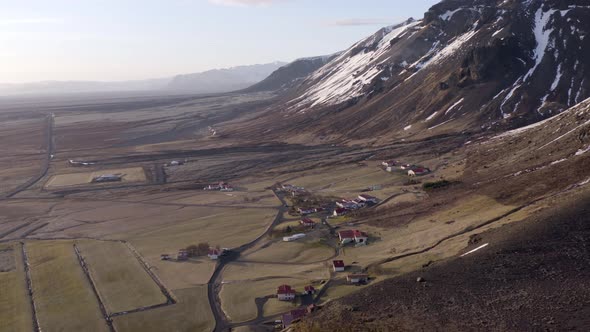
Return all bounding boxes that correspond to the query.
[76,240,167,314]
[26,240,109,332]
[113,286,214,332]
[0,243,32,332]
[241,239,335,264]
[44,167,147,188]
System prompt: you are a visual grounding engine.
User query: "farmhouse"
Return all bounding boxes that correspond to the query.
[357,194,378,204]
[283,233,306,242]
[347,274,369,284]
[336,199,359,210]
[208,248,221,260]
[332,260,345,272]
[300,218,316,228]
[177,249,188,261]
[277,285,296,301]
[338,230,369,245]
[281,308,307,328]
[303,285,316,295]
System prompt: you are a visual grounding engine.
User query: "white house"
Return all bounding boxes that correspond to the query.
[208,248,221,260]
[277,285,296,301]
[332,260,345,272]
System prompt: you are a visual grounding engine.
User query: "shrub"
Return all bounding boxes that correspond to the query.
[423,180,453,190]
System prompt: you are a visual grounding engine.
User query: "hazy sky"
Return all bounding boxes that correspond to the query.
[0,0,439,83]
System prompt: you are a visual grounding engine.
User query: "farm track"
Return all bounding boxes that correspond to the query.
[20,242,40,332]
[3,114,54,199]
[208,189,288,332]
[0,222,32,240]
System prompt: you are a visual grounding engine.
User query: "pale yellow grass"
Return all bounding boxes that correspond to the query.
[129,208,276,287]
[27,241,109,332]
[223,262,330,282]
[76,240,167,313]
[242,240,334,264]
[0,243,32,332]
[45,167,146,188]
[332,195,516,269]
[113,286,214,332]
[172,191,278,207]
[220,278,305,323]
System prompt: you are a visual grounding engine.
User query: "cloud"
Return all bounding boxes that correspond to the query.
[208,0,279,7]
[325,18,399,27]
[0,18,62,25]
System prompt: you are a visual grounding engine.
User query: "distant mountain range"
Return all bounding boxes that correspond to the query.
[0,62,287,96]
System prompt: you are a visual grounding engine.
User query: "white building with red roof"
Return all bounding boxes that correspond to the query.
[332,260,345,272]
[300,218,316,228]
[303,285,316,295]
[208,248,222,260]
[338,230,369,245]
[277,284,296,301]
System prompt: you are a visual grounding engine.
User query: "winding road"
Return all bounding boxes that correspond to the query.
[3,113,54,199]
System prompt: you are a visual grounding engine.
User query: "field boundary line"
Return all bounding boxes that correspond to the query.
[20,242,41,332]
[72,243,116,332]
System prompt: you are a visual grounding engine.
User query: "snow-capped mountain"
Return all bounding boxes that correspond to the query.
[240,0,590,143]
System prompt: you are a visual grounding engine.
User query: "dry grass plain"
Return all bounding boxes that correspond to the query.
[76,240,167,314]
[45,167,146,188]
[27,240,109,332]
[113,286,214,332]
[0,243,32,332]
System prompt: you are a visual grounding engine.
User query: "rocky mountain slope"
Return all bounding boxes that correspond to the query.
[166,62,286,93]
[234,0,590,144]
[244,55,339,93]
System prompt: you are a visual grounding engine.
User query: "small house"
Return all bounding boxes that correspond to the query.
[300,218,316,228]
[332,260,345,272]
[338,230,369,245]
[208,248,221,260]
[281,308,307,328]
[177,249,189,261]
[277,285,296,301]
[160,254,171,261]
[347,274,369,284]
[413,167,431,176]
[303,285,316,295]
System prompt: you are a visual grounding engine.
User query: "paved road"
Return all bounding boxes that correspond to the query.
[208,188,288,332]
[3,114,54,199]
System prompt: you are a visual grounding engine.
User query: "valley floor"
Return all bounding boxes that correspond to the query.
[0,91,589,332]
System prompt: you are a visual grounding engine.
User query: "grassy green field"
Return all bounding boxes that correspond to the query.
[0,243,32,332]
[27,241,109,332]
[77,240,167,314]
[113,286,213,332]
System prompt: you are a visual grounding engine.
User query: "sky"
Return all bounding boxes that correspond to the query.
[0,0,439,83]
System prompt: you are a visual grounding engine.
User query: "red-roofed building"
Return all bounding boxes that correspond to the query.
[277,284,296,301]
[300,218,316,228]
[338,230,369,245]
[208,248,221,260]
[332,260,345,272]
[333,208,349,217]
[281,308,307,328]
[303,285,316,295]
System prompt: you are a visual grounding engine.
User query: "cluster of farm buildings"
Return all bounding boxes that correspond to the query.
[382,160,431,176]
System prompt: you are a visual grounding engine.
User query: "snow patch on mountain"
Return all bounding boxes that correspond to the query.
[288,19,421,109]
